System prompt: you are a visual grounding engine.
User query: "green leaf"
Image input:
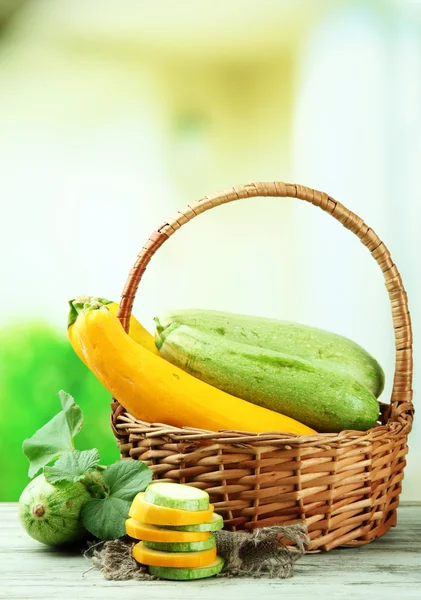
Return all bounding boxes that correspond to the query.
[58,390,83,439]
[22,390,83,478]
[44,449,100,484]
[103,460,152,501]
[81,496,131,540]
[79,460,152,540]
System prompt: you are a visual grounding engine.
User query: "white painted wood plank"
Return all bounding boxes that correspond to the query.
[1,503,420,600]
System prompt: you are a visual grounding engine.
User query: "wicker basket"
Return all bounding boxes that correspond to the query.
[111,182,413,551]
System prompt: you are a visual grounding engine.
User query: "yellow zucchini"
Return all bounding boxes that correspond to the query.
[132,541,217,567]
[129,493,214,526]
[71,299,316,435]
[125,519,211,543]
[67,295,158,363]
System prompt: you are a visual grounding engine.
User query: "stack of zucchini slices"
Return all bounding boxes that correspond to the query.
[126,482,224,580]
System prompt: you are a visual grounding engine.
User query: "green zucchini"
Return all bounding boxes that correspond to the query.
[159,512,224,532]
[155,309,384,398]
[155,324,380,433]
[144,482,209,512]
[144,535,216,552]
[148,556,224,580]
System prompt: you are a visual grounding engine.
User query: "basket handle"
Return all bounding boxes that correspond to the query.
[117,182,413,423]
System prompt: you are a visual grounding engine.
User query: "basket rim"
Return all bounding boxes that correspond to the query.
[111,402,413,447]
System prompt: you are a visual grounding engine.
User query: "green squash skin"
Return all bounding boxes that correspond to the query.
[148,556,224,580]
[18,474,91,546]
[144,483,209,512]
[144,535,216,553]
[158,513,224,532]
[155,309,385,398]
[156,324,380,433]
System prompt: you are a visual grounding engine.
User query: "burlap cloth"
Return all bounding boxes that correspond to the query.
[86,524,308,580]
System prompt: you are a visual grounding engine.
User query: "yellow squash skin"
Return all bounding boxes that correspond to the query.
[129,493,214,526]
[73,303,316,435]
[125,519,211,542]
[132,541,217,568]
[68,297,158,364]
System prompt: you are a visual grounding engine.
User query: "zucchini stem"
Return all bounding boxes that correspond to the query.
[68,296,112,327]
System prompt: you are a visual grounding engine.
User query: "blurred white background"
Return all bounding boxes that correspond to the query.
[0,0,419,499]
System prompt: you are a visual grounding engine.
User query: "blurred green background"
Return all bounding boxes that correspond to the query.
[0,322,119,500]
[0,0,420,501]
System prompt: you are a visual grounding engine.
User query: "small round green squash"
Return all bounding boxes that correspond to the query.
[18,474,91,546]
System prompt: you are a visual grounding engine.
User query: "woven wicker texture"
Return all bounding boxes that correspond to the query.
[112,182,413,551]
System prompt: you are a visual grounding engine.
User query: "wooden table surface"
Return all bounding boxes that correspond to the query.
[1,502,420,600]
